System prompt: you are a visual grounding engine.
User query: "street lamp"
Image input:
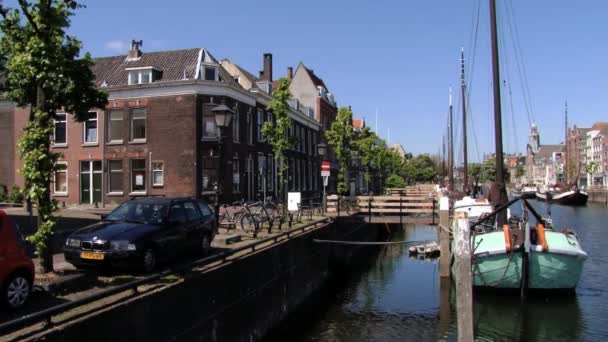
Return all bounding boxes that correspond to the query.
[211,100,233,225]
[317,141,328,214]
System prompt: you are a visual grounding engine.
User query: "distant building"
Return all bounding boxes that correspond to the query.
[390,144,407,160]
[525,124,564,187]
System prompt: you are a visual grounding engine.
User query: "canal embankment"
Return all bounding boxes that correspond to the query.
[7,216,384,342]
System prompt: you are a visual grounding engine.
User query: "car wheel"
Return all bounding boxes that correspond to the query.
[200,234,211,256]
[141,248,157,273]
[3,272,32,310]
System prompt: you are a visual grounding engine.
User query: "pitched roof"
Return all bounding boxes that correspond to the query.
[91,48,204,87]
[352,119,364,129]
[304,66,327,90]
[535,144,564,159]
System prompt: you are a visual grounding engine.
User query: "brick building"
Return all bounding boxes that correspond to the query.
[1,43,324,206]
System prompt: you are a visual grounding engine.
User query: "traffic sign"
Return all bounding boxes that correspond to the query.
[321,171,330,177]
[321,161,330,172]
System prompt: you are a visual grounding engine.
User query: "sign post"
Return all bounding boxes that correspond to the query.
[321,161,330,214]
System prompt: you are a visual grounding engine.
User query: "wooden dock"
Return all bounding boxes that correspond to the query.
[326,185,438,224]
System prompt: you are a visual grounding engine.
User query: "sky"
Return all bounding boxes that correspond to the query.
[45,0,608,161]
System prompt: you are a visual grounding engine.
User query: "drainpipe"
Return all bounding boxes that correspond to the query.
[101,116,106,208]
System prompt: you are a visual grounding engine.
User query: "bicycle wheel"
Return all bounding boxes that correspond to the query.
[239,213,259,238]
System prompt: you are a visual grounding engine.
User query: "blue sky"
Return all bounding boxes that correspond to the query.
[61,0,607,161]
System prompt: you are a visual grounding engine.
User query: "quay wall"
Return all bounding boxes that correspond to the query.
[28,218,382,342]
[588,190,608,205]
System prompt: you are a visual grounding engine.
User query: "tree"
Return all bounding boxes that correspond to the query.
[0,0,108,273]
[352,126,377,192]
[325,106,354,194]
[516,164,525,179]
[261,78,293,202]
[385,174,405,188]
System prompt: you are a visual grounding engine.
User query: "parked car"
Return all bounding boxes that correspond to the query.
[0,209,35,310]
[63,197,216,272]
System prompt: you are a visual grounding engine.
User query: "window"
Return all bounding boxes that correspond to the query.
[107,109,124,143]
[131,108,146,141]
[128,69,154,85]
[203,113,217,138]
[108,160,123,193]
[53,162,67,194]
[131,159,146,193]
[247,110,253,145]
[53,113,67,145]
[169,203,187,224]
[257,109,264,142]
[152,162,164,186]
[267,155,273,191]
[196,200,213,217]
[257,154,265,191]
[83,112,97,144]
[232,154,240,192]
[232,107,240,142]
[204,67,216,81]
[184,201,202,221]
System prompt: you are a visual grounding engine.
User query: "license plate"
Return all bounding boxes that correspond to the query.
[80,251,105,260]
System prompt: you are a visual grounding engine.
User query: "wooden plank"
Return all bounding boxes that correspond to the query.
[439,196,450,278]
[355,196,434,201]
[366,208,435,213]
[363,216,434,224]
[454,212,474,342]
[356,202,434,207]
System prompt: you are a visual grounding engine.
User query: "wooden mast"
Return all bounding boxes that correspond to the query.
[490,0,508,225]
[564,101,568,184]
[449,87,454,192]
[461,48,469,193]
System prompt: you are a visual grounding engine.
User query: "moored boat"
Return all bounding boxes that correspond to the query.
[520,184,537,199]
[536,189,588,206]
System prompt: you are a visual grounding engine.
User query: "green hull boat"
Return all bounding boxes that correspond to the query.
[469,229,587,291]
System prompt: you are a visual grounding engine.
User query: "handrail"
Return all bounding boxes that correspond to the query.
[0,217,332,336]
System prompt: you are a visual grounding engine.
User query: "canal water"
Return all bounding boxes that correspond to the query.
[277,200,608,342]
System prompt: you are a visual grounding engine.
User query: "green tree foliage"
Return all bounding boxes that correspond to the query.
[385,174,405,188]
[261,78,293,202]
[352,126,377,191]
[325,106,354,194]
[0,0,108,272]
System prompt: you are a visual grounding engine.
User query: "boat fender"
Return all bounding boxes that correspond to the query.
[503,224,511,253]
[537,223,548,252]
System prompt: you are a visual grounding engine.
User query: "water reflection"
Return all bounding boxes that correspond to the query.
[279,203,607,342]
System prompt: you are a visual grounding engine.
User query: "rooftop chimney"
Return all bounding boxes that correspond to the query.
[260,53,273,82]
[128,39,143,60]
[287,66,293,80]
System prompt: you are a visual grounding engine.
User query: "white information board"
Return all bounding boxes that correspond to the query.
[287,192,301,211]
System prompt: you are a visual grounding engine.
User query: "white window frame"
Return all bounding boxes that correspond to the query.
[107,160,124,195]
[232,154,240,193]
[107,109,124,143]
[130,158,147,194]
[53,161,68,195]
[53,112,67,146]
[83,111,98,144]
[130,108,146,142]
[152,161,164,187]
[257,109,264,142]
[126,67,156,85]
[232,106,240,143]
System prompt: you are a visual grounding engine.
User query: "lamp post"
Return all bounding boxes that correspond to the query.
[211,100,233,225]
[317,141,328,214]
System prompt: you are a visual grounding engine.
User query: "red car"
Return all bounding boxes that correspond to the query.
[0,209,35,310]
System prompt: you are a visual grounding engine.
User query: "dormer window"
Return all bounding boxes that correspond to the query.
[126,66,159,85]
[204,66,217,81]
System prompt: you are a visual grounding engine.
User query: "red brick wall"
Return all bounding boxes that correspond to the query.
[0,104,16,191]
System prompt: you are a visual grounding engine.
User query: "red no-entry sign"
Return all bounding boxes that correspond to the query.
[321,161,330,176]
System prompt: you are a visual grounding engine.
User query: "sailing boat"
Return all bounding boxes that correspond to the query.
[455,0,587,292]
[535,103,589,206]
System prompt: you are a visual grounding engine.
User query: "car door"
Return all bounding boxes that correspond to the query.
[196,200,216,236]
[164,202,190,257]
[183,201,204,252]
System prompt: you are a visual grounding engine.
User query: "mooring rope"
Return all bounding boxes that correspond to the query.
[312,239,435,246]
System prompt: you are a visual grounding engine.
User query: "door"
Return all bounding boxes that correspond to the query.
[80,161,102,205]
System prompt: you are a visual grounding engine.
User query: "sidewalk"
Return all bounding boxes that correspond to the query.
[34,253,76,274]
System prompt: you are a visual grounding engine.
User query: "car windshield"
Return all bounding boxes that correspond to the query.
[105,201,169,225]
